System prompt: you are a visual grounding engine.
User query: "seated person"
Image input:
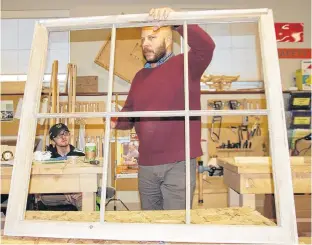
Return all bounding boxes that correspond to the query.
[46,123,85,158]
[37,123,115,211]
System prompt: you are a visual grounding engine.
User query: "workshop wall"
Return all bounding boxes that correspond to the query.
[2,0,310,88]
[1,0,310,207]
[68,0,311,90]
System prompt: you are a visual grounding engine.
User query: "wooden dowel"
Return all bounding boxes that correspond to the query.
[65,63,70,94]
[56,70,60,124]
[51,60,58,126]
[42,96,51,151]
[70,64,77,145]
[42,61,57,151]
[67,64,72,121]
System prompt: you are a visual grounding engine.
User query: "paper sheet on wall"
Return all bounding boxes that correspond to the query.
[1,101,14,121]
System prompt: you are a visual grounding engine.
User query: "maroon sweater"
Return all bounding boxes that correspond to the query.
[116,25,215,166]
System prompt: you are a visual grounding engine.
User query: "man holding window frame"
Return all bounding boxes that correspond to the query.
[111,7,215,210]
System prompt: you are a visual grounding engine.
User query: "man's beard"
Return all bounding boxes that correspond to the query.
[143,42,167,63]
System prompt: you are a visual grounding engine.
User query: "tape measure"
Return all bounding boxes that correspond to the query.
[2,150,14,161]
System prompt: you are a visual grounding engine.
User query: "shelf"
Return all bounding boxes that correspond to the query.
[1,90,298,96]
[216,149,253,152]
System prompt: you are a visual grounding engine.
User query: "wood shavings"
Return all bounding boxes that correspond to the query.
[2,208,277,244]
[23,207,276,226]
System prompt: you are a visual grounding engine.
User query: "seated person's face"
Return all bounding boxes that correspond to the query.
[54,130,70,147]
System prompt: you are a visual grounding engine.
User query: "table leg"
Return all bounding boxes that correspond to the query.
[82,192,96,211]
[228,188,256,209]
[239,194,256,209]
[228,188,240,207]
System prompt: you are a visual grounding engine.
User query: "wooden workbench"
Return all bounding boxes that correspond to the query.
[217,156,311,205]
[1,158,102,211]
[1,207,277,244]
[217,156,311,236]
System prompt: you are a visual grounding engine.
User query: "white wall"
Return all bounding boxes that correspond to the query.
[1,18,70,75]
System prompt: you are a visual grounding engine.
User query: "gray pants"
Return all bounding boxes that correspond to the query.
[138,159,197,210]
[37,193,82,210]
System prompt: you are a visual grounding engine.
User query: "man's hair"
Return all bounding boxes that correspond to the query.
[49,123,69,140]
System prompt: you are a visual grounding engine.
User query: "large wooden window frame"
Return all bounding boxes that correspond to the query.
[4,9,298,244]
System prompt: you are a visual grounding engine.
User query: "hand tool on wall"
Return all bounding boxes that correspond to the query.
[292,133,311,156]
[250,122,261,137]
[239,125,252,149]
[208,100,223,110]
[228,100,240,110]
[242,99,249,126]
[208,100,223,143]
[237,125,248,148]
[210,116,222,142]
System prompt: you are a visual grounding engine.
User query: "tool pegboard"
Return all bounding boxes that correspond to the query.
[204,98,269,158]
[205,98,268,127]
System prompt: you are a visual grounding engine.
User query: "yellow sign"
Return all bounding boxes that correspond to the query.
[293,117,311,125]
[293,98,310,106]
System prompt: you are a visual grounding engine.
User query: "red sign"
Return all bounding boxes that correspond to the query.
[275,23,304,42]
[278,48,312,59]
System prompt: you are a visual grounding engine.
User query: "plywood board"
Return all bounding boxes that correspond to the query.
[76,76,98,93]
[94,28,145,83]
